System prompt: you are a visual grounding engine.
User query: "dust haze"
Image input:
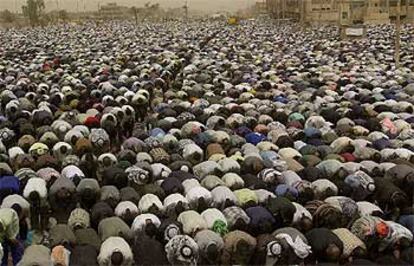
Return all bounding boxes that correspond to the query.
[0,0,257,13]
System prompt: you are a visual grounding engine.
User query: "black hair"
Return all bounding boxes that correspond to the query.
[148,204,160,216]
[80,188,97,209]
[236,239,250,253]
[145,222,158,237]
[123,208,135,226]
[11,203,22,216]
[351,246,367,260]
[233,218,247,231]
[111,251,124,266]
[72,175,81,186]
[298,187,315,205]
[174,202,186,216]
[276,135,293,148]
[197,197,208,212]
[206,243,219,261]
[297,216,313,232]
[224,199,234,209]
[325,243,342,262]
[28,191,40,206]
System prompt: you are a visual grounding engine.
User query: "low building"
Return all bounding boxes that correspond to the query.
[304,0,341,24]
[265,0,414,24]
[99,2,131,20]
[389,0,414,21]
[255,1,268,14]
[339,0,389,25]
[267,0,302,20]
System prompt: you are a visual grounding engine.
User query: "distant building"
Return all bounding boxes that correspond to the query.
[266,0,414,24]
[99,2,130,20]
[339,0,389,24]
[255,1,268,14]
[389,0,414,22]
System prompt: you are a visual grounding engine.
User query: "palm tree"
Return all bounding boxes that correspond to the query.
[131,6,139,25]
[58,9,69,23]
[22,0,45,26]
[0,10,16,24]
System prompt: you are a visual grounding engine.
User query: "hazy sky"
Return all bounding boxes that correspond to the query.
[0,0,258,13]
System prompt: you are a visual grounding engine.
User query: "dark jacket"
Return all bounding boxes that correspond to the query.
[102,167,128,189]
[49,224,76,248]
[373,177,409,214]
[384,164,414,198]
[120,187,140,204]
[161,177,184,195]
[49,177,77,222]
[132,232,169,265]
[245,206,275,236]
[0,175,20,201]
[91,201,114,228]
[267,197,296,227]
[306,228,343,263]
[74,228,101,251]
[70,244,99,266]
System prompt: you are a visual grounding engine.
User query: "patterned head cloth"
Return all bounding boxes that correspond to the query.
[126,165,151,185]
[212,220,229,237]
[325,196,359,224]
[333,228,366,258]
[89,128,110,150]
[165,235,199,266]
[351,215,388,243]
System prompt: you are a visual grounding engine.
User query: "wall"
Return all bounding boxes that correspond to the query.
[266,0,414,24]
[407,6,414,22]
[305,10,339,24]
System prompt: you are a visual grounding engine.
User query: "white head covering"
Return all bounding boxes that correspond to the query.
[275,233,312,259]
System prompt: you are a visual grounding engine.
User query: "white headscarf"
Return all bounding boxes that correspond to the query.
[275,233,312,259]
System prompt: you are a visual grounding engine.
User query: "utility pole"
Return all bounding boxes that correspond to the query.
[338,0,342,38]
[405,0,409,22]
[386,0,390,19]
[56,0,59,23]
[395,0,401,68]
[300,0,305,26]
[277,0,280,25]
[318,0,323,25]
[183,0,188,22]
